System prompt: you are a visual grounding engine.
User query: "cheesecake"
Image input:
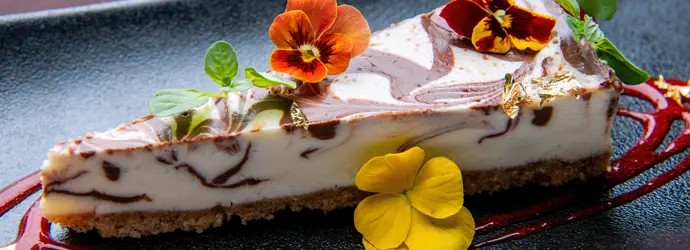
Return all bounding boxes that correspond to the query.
[40,0,621,237]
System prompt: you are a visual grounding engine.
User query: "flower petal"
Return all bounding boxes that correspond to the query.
[439,0,490,39]
[315,33,353,75]
[354,194,411,250]
[491,0,515,10]
[363,238,409,250]
[270,49,327,82]
[362,238,379,250]
[405,207,475,250]
[471,16,511,53]
[286,0,337,38]
[504,5,556,51]
[269,10,316,49]
[355,147,425,194]
[407,157,464,219]
[323,5,371,57]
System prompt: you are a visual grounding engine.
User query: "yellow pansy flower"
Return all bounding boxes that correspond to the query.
[354,147,475,250]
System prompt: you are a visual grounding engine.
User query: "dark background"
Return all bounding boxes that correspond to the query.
[1,0,689,249]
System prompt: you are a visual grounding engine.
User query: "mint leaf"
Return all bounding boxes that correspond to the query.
[149,89,210,117]
[220,79,253,92]
[204,41,238,87]
[583,15,605,43]
[594,39,650,85]
[578,0,617,21]
[245,67,297,88]
[556,0,580,16]
[565,15,584,42]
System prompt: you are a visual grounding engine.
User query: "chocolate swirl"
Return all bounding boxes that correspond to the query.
[291,14,532,122]
[57,11,535,154]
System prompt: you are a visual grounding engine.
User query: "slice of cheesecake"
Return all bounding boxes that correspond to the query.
[40,0,620,237]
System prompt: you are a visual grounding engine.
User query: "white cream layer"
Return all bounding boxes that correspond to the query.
[41,87,615,216]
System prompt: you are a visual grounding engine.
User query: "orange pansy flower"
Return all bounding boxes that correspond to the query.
[440,0,556,53]
[269,0,371,83]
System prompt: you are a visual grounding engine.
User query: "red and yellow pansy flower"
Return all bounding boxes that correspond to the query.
[268,0,371,83]
[440,0,556,53]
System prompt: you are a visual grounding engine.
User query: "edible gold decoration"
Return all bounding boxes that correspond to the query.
[502,73,528,119]
[532,72,582,107]
[290,101,309,130]
[502,72,584,118]
[654,75,690,104]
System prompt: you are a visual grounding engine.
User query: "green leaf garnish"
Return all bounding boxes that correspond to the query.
[245,67,297,88]
[578,0,617,21]
[221,79,253,92]
[583,15,605,43]
[556,0,580,16]
[565,15,584,42]
[557,0,649,86]
[204,41,238,87]
[149,41,297,117]
[594,39,650,85]
[149,89,212,117]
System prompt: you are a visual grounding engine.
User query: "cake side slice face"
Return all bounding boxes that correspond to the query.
[40,0,620,237]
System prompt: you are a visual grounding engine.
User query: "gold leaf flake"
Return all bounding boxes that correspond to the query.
[501,73,528,119]
[654,75,690,104]
[290,101,309,130]
[532,72,582,107]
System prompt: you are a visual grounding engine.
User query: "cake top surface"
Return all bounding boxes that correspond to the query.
[51,0,619,155]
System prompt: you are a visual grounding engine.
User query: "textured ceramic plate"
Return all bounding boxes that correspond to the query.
[1,0,689,249]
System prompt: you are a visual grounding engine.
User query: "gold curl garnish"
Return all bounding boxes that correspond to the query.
[502,72,583,118]
[654,75,690,104]
[290,101,309,130]
[532,72,582,107]
[501,73,528,119]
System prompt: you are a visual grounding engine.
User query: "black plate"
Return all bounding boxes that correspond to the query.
[1,0,689,249]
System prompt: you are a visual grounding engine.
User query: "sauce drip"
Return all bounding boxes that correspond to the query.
[0,171,71,250]
[1,80,689,249]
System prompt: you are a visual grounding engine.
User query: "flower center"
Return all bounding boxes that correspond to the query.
[492,9,512,28]
[299,45,321,61]
[403,190,412,199]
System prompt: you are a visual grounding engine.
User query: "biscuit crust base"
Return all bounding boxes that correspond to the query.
[46,152,610,238]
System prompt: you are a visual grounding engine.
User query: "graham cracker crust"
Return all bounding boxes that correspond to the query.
[463,151,611,195]
[46,152,610,238]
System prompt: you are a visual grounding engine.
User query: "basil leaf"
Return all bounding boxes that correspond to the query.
[245,67,297,88]
[204,41,238,87]
[565,15,584,42]
[219,80,252,92]
[594,39,650,85]
[149,89,210,117]
[578,0,617,21]
[556,0,580,16]
[228,79,253,92]
[583,15,605,43]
